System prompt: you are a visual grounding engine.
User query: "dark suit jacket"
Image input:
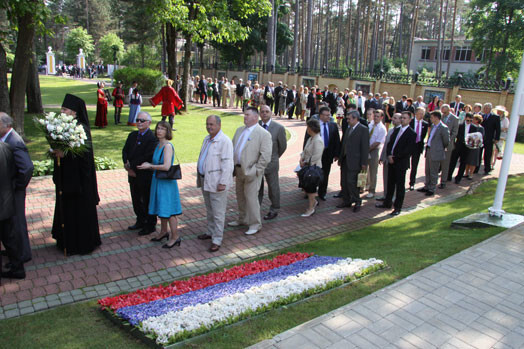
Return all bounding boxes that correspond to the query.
[455,123,478,147]
[482,113,501,144]
[387,126,417,170]
[409,118,429,154]
[264,85,274,102]
[122,128,158,183]
[286,89,296,106]
[324,92,337,112]
[0,142,15,220]
[450,101,465,113]
[260,120,287,173]
[395,100,405,113]
[274,86,283,101]
[340,123,370,171]
[304,121,341,163]
[4,129,33,190]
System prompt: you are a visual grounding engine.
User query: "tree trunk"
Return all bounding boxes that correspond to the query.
[435,0,444,77]
[335,0,343,69]
[181,4,197,111]
[380,0,387,71]
[0,43,10,114]
[166,23,178,79]
[266,0,274,71]
[497,8,514,80]
[305,0,313,71]
[26,40,43,114]
[291,0,299,70]
[345,0,353,68]
[445,0,457,77]
[406,0,419,73]
[397,1,404,59]
[362,1,370,70]
[438,0,449,76]
[9,8,36,136]
[322,0,330,69]
[314,0,322,70]
[354,0,360,70]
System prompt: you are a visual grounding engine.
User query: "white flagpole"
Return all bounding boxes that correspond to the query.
[489,51,524,217]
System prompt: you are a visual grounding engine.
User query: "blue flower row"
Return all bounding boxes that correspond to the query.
[117,256,342,325]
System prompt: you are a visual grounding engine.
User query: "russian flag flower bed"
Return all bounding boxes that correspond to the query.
[98,252,384,345]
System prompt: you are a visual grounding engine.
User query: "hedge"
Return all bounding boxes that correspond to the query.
[113,67,164,95]
[33,157,118,177]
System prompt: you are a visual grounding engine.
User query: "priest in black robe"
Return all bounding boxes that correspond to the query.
[51,94,101,255]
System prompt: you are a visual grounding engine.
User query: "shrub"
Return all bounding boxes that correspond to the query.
[32,157,118,177]
[517,126,524,143]
[113,67,164,95]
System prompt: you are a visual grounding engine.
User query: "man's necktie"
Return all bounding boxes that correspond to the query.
[369,124,376,138]
[323,122,329,148]
[416,121,421,143]
[263,124,268,130]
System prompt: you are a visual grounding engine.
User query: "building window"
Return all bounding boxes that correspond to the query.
[476,49,487,62]
[442,47,450,61]
[421,46,430,60]
[455,47,472,62]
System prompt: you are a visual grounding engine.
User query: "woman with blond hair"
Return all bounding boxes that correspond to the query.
[300,86,308,121]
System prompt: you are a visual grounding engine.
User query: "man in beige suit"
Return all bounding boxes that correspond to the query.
[229,107,272,235]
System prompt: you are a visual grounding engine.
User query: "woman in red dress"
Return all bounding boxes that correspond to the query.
[95,82,108,128]
[149,79,183,130]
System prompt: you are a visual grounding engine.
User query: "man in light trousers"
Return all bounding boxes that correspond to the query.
[196,115,234,252]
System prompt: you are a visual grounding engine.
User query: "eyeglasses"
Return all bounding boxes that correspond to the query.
[136,119,149,123]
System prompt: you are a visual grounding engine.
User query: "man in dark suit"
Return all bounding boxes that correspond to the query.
[324,87,337,115]
[395,95,408,113]
[258,105,287,220]
[449,95,465,116]
[0,141,25,279]
[448,113,478,183]
[235,79,245,109]
[408,107,429,190]
[337,110,369,212]
[273,82,283,115]
[0,113,33,271]
[122,111,158,236]
[199,74,207,104]
[264,82,275,112]
[481,103,501,174]
[376,111,417,215]
[286,85,297,119]
[304,106,341,201]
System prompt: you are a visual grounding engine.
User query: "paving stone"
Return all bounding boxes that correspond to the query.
[33,302,49,311]
[47,300,62,308]
[20,307,35,315]
[5,309,20,317]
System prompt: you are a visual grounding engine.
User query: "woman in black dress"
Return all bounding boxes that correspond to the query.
[51,94,101,255]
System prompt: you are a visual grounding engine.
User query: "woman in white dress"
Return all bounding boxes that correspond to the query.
[229,79,236,108]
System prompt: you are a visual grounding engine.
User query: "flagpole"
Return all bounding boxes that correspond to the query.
[489,51,524,217]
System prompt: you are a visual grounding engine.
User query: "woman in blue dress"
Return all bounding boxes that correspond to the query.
[137,121,182,248]
[127,88,142,126]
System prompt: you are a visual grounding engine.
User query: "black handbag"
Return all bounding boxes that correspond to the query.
[155,144,182,180]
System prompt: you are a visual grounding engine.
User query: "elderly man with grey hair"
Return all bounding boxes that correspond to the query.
[196,115,234,252]
[438,104,459,188]
[0,112,33,279]
[122,111,159,236]
[481,102,501,174]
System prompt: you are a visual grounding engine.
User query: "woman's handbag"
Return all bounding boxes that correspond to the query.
[155,144,182,180]
[298,163,323,192]
[357,170,367,188]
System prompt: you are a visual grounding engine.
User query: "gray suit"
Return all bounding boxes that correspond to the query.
[4,129,33,262]
[258,120,287,213]
[440,113,459,184]
[424,123,450,192]
[340,123,370,205]
[380,127,398,194]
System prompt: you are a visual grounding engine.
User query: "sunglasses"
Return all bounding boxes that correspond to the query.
[136,119,149,123]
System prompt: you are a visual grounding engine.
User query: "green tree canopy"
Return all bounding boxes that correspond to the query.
[65,27,94,63]
[97,32,125,64]
[466,0,524,80]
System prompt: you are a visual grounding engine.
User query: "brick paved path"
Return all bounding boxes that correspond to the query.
[250,223,524,349]
[1,103,523,320]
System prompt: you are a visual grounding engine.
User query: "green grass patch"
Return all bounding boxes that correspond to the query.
[514,142,524,155]
[1,176,523,348]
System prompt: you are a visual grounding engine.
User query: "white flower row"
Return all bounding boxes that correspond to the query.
[140,257,383,345]
[39,112,87,148]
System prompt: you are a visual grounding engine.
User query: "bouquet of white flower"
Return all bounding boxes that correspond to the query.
[34,112,89,157]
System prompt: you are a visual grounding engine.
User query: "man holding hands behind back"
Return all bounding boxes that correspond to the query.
[122,111,158,236]
[196,115,234,252]
[229,107,272,235]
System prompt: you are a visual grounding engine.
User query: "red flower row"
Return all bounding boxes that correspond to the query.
[98,252,312,311]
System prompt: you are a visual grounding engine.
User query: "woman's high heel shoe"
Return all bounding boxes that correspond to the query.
[162,237,182,249]
[150,233,169,242]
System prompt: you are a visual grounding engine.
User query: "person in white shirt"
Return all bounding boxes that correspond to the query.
[414,96,426,109]
[366,109,387,198]
[128,81,138,104]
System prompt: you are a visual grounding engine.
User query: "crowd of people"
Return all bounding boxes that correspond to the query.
[0,73,512,281]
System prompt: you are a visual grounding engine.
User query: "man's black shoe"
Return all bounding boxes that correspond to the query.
[390,210,401,216]
[318,196,326,201]
[1,268,26,279]
[4,262,13,270]
[425,191,435,196]
[138,227,156,236]
[439,183,446,189]
[264,212,278,220]
[375,196,385,201]
[128,223,142,230]
[455,178,461,184]
[417,188,428,193]
[409,185,415,191]
[353,204,361,213]
[375,203,392,209]
[336,203,352,209]
[333,192,343,198]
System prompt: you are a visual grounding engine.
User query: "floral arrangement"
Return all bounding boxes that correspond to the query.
[34,112,88,156]
[99,252,384,345]
[466,131,483,150]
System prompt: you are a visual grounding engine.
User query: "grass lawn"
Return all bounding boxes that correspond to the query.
[26,104,244,165]
[1,176,523,348]
[514,142,524,154]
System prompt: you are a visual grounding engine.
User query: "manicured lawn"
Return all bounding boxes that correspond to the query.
[26,105,244,165]
[39,75,104,106]
[514,142,524,154]
[1,176,522,348]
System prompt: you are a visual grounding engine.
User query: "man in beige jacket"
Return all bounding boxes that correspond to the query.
[196,115,234,252]
[229,107,272,235]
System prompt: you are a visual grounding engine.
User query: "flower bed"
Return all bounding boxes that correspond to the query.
[99,253,384,346]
